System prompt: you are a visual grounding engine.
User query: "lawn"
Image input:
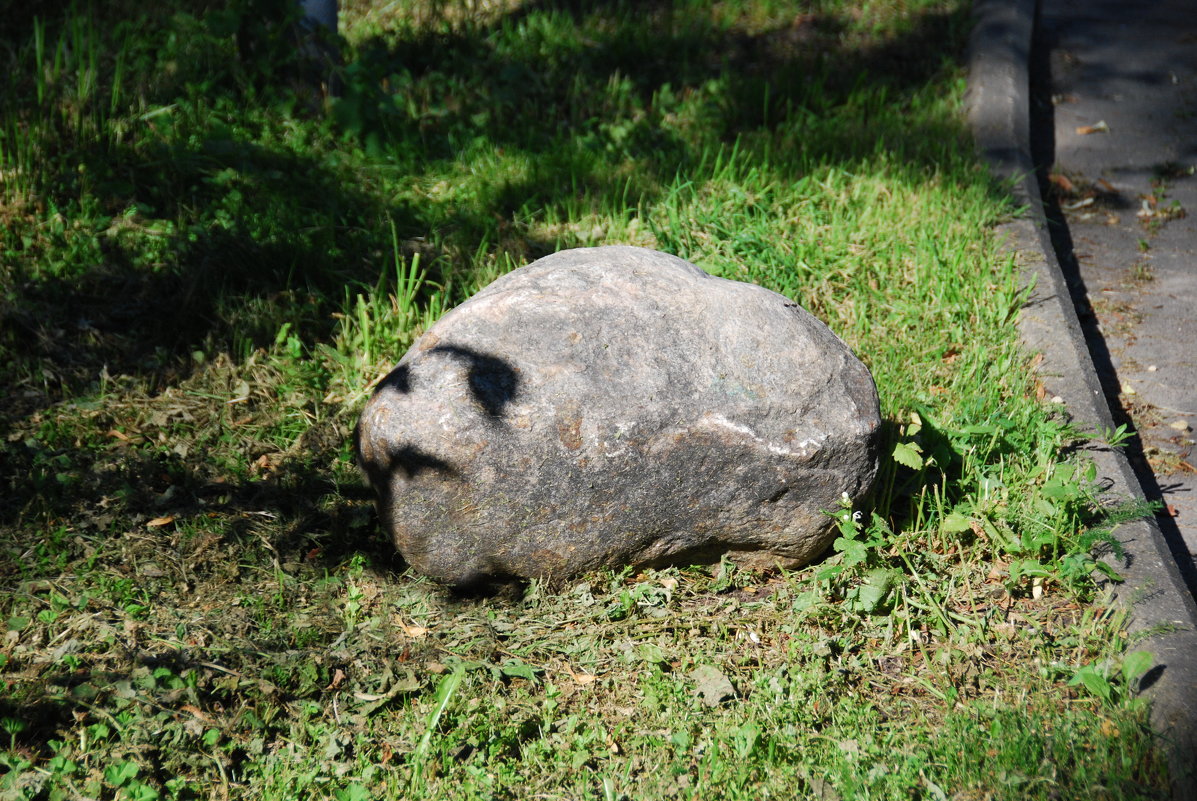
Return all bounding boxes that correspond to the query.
[0,0,1170,798]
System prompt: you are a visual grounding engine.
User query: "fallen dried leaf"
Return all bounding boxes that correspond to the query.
[180,704,211,722]
[146,516,176,528]
[1049,173,1075,193]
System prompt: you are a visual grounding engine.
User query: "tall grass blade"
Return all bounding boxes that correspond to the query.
[410,666,465,788]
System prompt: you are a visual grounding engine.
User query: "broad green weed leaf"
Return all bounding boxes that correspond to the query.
[792,590,821,612]
[104,761,138,788]
[1122,651,1153,685]
[892,441,924,470]
[855,581,888,613]
[1069,666,1112,703]
[637,644,669,665]
[834,536,868,567]
[336,784,371,801]
[1041,482,1073,499]
[733,721,761,757]
[849,569,897,613]
[499,660,541,682]
[125,781,161,801]
[942,512,973,532]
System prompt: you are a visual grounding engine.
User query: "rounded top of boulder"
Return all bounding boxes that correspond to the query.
[407,246,866,406]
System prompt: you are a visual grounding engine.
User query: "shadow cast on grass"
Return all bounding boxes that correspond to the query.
[1,135,428,416]
[343,0,979,181]
[4,0,977,412]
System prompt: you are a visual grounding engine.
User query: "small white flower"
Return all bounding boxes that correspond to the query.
[852,511,863,523]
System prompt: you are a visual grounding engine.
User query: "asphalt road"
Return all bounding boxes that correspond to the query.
[1033,0,1197,561]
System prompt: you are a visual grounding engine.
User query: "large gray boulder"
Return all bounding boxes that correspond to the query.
[355,246,880,586]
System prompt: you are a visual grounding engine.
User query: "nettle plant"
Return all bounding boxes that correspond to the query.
[825,408,1138,620]
[819,494,900,616]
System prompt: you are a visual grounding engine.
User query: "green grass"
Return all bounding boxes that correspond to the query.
[0,0,1171,798]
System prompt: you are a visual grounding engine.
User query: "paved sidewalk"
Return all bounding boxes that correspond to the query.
[968,0,1197,795]
[1036,0,1197,563]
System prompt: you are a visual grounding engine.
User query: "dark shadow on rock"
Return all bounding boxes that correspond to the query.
[375,364,412,394]
[386,443,457,480]
[430,344,521,419]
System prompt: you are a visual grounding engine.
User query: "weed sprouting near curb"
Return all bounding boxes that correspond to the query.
[0,0,1170,798]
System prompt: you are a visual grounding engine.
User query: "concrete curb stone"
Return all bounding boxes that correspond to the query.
[966,0,1197,795]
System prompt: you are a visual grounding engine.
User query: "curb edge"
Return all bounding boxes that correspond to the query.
[966,0,1197,795]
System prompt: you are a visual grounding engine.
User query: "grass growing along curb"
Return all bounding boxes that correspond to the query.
[0,0,1170,798]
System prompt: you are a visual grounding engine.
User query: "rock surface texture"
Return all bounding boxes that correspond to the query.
[356,246,881,586]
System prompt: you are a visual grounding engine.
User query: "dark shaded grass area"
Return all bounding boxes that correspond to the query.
[2,0,973,409]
